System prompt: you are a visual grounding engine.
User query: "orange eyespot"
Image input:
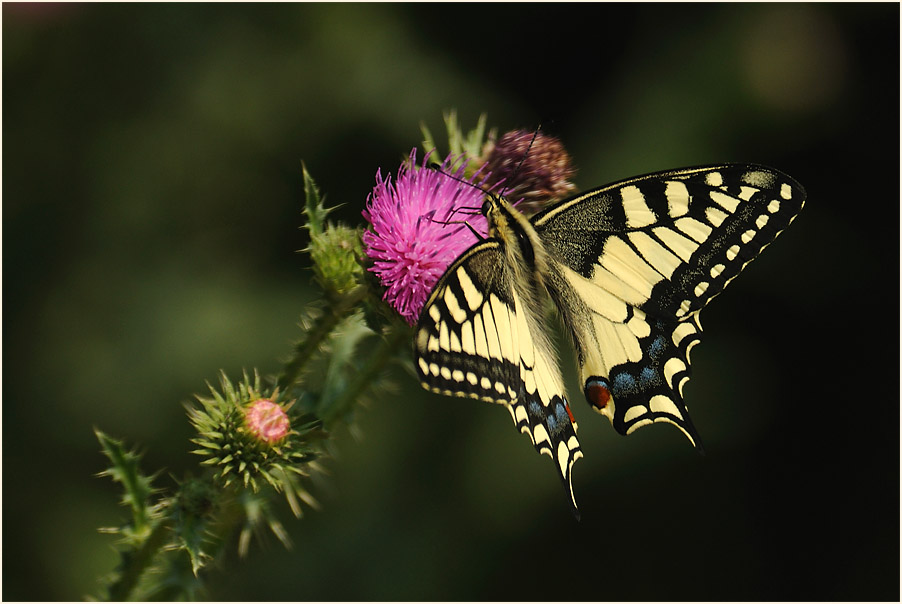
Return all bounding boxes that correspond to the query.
[584,378,611,410]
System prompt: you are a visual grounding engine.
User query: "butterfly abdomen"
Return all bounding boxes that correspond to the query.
[483,196,561,387]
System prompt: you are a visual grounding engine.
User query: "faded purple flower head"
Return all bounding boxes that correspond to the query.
[362,149,490,324]
[482,130,577,214]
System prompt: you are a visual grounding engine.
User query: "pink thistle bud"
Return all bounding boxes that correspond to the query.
[245,399,290,444]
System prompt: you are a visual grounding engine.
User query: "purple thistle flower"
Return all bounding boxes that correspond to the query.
[362,149,490,324]
[482,130,577,214]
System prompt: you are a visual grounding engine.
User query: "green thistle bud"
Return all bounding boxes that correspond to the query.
[301,163,364,297]
[308,224,364,296]
[420,109,497,179]
[188,371,320,497]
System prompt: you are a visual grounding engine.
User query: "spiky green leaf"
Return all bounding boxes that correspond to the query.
[95,429,156,535]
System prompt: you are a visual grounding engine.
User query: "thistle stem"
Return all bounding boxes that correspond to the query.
[276,285,367,391]
[106,518,172,601]
[320,327,407,429]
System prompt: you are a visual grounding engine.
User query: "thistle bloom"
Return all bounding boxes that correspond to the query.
[190,372,317,494]
[482,130,577,213]
[245,399,290,443]
[362,149,490,324]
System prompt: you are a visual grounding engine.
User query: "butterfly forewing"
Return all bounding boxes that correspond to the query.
[415,241,517,403]
[535,165,806,317]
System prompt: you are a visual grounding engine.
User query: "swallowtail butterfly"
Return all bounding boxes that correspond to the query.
[413,164,805,517]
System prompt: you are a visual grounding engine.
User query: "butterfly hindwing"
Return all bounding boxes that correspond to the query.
[598,314,703,447]
[414,240,583,512]
[533,164,805,443]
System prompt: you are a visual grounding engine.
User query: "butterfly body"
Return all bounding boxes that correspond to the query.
[414,164,805,516]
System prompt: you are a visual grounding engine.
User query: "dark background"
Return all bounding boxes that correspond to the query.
[4,3,899,600]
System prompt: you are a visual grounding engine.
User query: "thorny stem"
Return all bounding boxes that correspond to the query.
[320,327,407,428]
[102,284,379,600]
[106,518,172,601]
[104,486,249,601]
[275,285,368,391]
[201,488,249,563]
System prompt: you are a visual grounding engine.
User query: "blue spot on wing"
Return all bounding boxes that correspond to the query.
[546,411,558,432]
[524,396,573,437]
[648,336,667,361]
[612,372,636,395]
[639,366,657,385]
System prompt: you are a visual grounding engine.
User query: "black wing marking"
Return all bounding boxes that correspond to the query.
[533,164,805,443]
[414,240,583,514]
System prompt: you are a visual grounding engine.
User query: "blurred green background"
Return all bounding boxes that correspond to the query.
[4,3,899,600]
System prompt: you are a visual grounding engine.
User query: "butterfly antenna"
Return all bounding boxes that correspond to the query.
[500,125,542,198]
[427,162,495,200]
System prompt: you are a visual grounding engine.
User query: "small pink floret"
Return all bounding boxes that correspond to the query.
[245,399,290,443]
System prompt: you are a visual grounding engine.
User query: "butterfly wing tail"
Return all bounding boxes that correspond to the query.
[507,391,583,518]
[580,313,705,449]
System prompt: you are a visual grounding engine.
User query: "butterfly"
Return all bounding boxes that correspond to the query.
[413,164,805,517]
